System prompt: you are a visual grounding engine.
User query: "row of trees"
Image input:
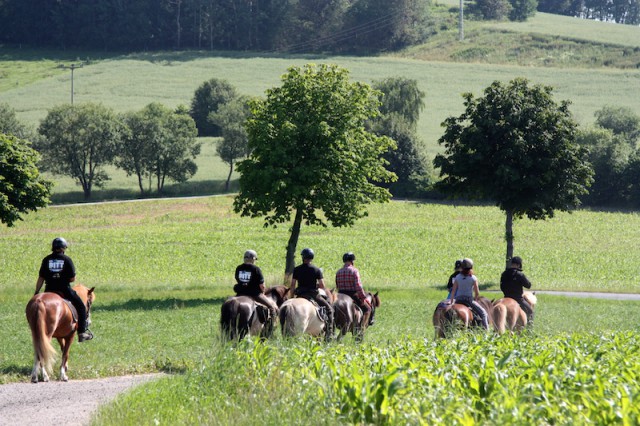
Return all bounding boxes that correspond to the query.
[538,0,640,24]
[0,0,431,53]
[1,102,200,201]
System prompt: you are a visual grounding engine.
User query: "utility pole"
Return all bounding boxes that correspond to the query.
[60,63,83,104]
[459,0,464,41]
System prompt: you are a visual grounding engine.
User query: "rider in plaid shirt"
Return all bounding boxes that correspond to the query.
[335,252,372,327]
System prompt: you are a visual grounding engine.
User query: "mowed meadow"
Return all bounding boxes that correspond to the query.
[1,197,640,424]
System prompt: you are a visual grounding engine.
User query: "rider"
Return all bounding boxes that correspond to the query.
[290,248,334,341]
[500,256,534,324]
[447,259,463,298]
[234,250,278,320]
[34,237,93,342]
[335,252,372,328]
[447,258,489,330]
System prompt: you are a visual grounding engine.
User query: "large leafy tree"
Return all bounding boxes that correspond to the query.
[594,105,640,147]
[434,78,593,263]
[234,64,396,274]
[118,103,200,195]
[0,134,52,226]
[189,78,238,137]
[0,103,33,140]
[209,96,251,192]
[37,103,121,200]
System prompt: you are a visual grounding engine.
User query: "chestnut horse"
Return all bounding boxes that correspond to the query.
[432,296,494,339]
[333,292,380,342]
[493,291,537,334]
[279,290,335,339]
[220,285,289,340]
[25,284,95,383]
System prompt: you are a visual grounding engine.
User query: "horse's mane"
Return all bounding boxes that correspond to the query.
[265,285,290,306]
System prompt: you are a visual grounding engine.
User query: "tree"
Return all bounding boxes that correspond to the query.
[0,134,52,226]
[233,64,396,275]
[576,126,631,206]
[37,103,121,200]
[117,103,200,195]
[189,78,238,137]
[509,0,538,21]
[209,96,251,192]
[0,103,33,140]
[473,0,512,20]
[433,78,593,264]
[370,77,432,197]
[594,105,640,147]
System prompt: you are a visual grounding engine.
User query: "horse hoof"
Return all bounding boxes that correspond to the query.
[31,377,38,383]
[42,376,49,382]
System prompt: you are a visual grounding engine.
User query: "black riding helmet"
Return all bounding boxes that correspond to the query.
[301,248,315,260]
[510,256,523,269]
[454,259,462,270]
[52,237,68,251]
[343,252,356,262]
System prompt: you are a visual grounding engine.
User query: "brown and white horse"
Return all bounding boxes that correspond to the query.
[279,290,335,339]
[220,285,289,340]
[432,296,493,339]
[492,291,537,334]
[333,291,380,341]
[25,284,95,383]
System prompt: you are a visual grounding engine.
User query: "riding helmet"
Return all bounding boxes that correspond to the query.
[510,256,523,268]
[454,259,463,269]
[51,237,68,251]
[343,252,356,262]
[461,258,474,269]
[244,249,258,260]
[301,248,315,260]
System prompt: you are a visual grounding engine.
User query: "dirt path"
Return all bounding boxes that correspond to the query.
[0,373,163,426]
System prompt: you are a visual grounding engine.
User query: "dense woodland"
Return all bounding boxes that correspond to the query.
[0,0,637,53]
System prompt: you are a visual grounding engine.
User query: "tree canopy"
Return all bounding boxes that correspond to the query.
[37,103,121,200]
[233,63,396,274]
[434,78,593,262]
[0,134,52,226]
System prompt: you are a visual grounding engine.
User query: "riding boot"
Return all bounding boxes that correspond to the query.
[325,314,335,342]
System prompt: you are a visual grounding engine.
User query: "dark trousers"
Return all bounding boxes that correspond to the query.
[339,290,371,315]
[48,286,88,333]
[515,297,534,321]
[296,290,334,322]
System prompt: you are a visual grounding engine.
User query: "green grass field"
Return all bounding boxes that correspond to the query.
[2,198,640,424]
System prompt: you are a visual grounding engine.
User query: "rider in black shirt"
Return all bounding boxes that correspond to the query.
[234,249,278,317]
[500,256,534,324]
[290,248,334,341]
[34,237,93,342]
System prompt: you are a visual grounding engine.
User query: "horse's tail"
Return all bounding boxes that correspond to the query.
[220,299,237,340]
[493,303,507,335]
[279,304,295,337]
[27,299,56,373]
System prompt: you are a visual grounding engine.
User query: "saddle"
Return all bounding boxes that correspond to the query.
[296,295,328,322]
[62,298,79,324]
[254,303,272,324]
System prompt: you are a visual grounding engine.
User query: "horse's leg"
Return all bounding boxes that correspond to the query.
[57,337,71,381]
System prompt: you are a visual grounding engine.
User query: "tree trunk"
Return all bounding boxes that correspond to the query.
[225,161,233,192]
[285,208,303,277]
[505,209,514,268]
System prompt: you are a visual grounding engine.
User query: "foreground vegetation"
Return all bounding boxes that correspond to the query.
[2,197,639,423]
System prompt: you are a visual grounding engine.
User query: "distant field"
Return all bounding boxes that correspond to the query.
[1,52,638,158]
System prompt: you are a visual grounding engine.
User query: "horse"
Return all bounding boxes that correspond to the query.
[432,296,494,339]
[279,289,335,339]
[492,291,537,335]
[220,285,289,341]
[333,291,380,342]
[25,284,95,383]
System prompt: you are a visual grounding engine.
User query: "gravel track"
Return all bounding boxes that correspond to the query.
[0,374,163,426]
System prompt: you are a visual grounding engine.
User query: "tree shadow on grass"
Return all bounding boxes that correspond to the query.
[0,365,32,376]
[94,297,227,312]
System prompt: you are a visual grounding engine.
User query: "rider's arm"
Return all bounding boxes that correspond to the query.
[448,281,458,303]
[473,278,480,300]
[519,273,532,289]
[34,276,45,295]
[354,270,367,301]
[289,278,297,298]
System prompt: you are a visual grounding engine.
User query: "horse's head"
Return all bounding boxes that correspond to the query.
[265,285,290,307]
[523,291,537,310]
[366,292,380,325]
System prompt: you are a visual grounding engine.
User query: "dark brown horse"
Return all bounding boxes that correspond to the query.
[220,285,289,340]
[493,291,537,334]
[333,292,380,342]
[432,296,494,339]
[25,284,95,383]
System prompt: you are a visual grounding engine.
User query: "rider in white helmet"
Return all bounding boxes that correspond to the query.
[234,250,278,318]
